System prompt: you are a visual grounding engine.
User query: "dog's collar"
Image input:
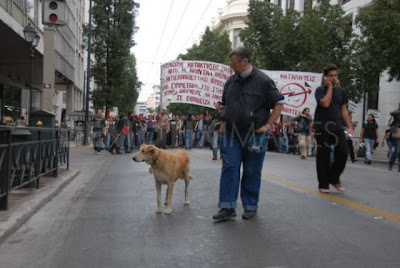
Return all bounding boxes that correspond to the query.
[151,151,161,165]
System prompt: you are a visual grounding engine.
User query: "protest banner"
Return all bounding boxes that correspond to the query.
[160,60,322,117]
[160,60,231,109]
[262,70,323,117]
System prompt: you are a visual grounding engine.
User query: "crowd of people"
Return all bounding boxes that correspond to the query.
[89,108,223,158]
[89,104,400,170]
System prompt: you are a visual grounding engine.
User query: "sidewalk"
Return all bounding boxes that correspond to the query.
[0,147,112,244]
[0,169,79,243]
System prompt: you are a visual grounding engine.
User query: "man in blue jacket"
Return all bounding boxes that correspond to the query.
[213,47,284,221]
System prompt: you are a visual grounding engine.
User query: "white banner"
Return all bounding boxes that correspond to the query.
[160,60,322,116]
[262,70,323,117]
[160,60,231,109]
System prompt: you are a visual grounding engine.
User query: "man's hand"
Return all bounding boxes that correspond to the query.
[214,102,223,113]
[323,76,332,88]
[219,122,226,134]
[335,78,341,87]
[255,122,272,134]
[347,127,354,136]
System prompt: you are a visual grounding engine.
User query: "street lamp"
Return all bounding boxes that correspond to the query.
[23,24,40,120]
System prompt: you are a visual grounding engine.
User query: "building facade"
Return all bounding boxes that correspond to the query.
[213,0,249,50]
[146,85,161,110]
[134,101,147,115]
[0,0,86,127]
[51,0,85,127]
[0,0,44,123]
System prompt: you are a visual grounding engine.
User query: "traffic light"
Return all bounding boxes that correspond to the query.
[43,0,66,26]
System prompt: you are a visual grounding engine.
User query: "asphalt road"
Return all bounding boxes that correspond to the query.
[0,148,399,268]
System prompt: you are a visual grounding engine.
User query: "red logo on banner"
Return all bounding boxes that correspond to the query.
[280,82,312,108]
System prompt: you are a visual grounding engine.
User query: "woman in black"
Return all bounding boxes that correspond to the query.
[360,114,379,165]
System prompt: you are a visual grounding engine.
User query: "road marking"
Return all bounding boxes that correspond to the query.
[189,150,400,224]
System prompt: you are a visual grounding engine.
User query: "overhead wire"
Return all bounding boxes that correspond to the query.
[177,0,214,57]
[160,0,193,63]
[144,0,175,84]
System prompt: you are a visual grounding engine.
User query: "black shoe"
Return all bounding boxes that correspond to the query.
[212,157,217,160]
[108,149,115,155]
[351,159,358,163]
[212,209,236,221]
[242,210,257,220]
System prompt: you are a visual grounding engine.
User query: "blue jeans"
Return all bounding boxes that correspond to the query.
[386,138,394,159]
[195,130,203,148]
[364,138,375,162]
[146,130,154,144]
[279,134,289,153]
[92,131,103,152]
[185,130,193,149]
[130,132,136,148]
[137,130,144,146]
[106,132,115,149]
[389,139,400,166]
[218,131,269,211]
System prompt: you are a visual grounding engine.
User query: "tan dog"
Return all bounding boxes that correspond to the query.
[132,145,194,214]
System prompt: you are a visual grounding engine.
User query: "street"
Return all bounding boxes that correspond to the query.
[0,148,399,268]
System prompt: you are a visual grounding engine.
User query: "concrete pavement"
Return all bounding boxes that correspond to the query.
[0,148,399,267]
[0,147,110,244]
[0,169,79,244]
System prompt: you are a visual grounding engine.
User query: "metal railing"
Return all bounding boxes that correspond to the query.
[0,126,70,210]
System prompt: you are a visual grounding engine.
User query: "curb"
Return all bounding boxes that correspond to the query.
[0,169,80,244]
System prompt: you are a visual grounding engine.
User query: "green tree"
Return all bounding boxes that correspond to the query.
[240,0,365,100]
[240,1,301,70]
[178,27,231,64]
[111,54,141,114]
[168,27,231,115]
[166,103,211,116]
[356,0,400,81]
[91,0,140,113]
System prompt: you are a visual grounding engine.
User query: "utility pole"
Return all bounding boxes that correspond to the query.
[84,0,93,145]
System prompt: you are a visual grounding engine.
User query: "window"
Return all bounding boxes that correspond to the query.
[38,0,44,31]
[14,0,25,10]
[2,83,22,122]
[32,89,40,112]
[304,0,313,10]
[288,0,295,9]
[62,93,67,104]
[233,28,241,49]
[27,0,35,20]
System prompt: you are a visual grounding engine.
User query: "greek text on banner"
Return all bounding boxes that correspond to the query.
[160,60,322,116]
